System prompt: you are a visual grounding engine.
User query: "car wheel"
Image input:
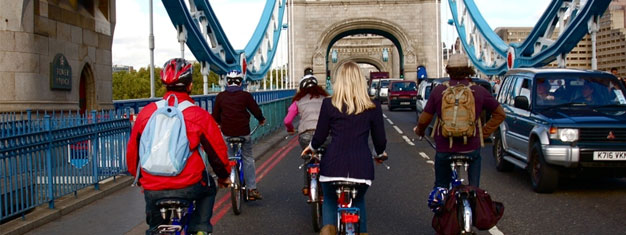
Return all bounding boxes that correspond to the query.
[529,142,559,193]
[492,131,514,172]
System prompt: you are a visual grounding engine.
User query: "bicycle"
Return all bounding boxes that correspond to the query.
[299,147,325,232]
[421,136,475,234]
[152,198,195,235]
[226,124,260,215]
[333,154,388,235]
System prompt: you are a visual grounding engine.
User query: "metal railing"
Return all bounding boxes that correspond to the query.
[0,110,131,222]
[113,89,296,143]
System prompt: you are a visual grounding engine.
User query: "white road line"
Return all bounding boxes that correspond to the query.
[402,136,415,146]
[489,226,504,235]
[382,113,387,118]
[393,125,403,134]
[426,160,434,165]
[419,152,430,160]
[386,119,394,125]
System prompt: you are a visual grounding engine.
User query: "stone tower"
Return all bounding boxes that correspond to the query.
[290,0,441,82]
[0,0,116,112]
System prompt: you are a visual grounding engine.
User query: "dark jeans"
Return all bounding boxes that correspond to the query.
[321,182,369,232]
[144,177,217,235]
[434,149,481,189]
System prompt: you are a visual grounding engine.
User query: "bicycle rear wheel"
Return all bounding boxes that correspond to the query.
[457,198,474,234]
[311,201,322,232]
[230,166,243,215]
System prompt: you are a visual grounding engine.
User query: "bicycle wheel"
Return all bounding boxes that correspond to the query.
[311,201,322,232]
[457,199,474,234]
[230,166,243,215]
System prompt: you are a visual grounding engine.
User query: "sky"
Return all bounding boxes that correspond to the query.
[112,0,550,69]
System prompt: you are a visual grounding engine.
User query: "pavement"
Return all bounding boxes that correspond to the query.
[0,128,290,235]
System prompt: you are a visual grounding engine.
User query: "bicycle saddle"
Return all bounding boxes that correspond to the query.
[155,198,191,209]
[226,137,245,144]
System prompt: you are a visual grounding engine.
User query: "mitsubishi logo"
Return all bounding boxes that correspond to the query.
[607,131,616,140]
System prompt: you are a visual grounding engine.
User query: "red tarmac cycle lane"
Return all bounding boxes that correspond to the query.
[210,136,300,225]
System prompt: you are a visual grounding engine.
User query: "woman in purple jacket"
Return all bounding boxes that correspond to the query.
[302,61,387,234]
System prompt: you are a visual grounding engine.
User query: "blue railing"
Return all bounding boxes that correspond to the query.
[113,89,296,143]
[0,110,131,221]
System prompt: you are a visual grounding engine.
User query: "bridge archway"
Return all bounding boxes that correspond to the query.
[332,57,388,84]
[312,18,417,83]
[79,63,96,114]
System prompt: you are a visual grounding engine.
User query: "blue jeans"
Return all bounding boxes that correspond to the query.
[143,177,217,234]
[434,149,481,188]
[224,135,257,189]
[321,182,369,232]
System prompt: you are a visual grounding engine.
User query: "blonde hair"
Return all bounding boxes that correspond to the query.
[331,61,375,114]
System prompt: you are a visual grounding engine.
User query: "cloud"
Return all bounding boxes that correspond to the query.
[112,0,263,69]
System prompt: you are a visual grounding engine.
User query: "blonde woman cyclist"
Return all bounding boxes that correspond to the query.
[302,61,388,234]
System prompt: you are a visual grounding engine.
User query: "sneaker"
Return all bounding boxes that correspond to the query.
[248,189,263,200]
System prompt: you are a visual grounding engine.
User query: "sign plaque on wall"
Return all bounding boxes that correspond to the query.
[50,53,72,90]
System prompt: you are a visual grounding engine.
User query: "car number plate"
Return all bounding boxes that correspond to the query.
[593,151,626,160]
[400,102,410,105]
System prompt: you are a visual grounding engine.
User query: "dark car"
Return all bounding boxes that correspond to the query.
[493,68,626,193]
[388,80,417,111]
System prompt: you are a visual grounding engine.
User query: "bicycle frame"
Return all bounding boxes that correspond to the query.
[335,183,361,235]
[228,143,245,191]
[154,199,195,235]
[450,155,473,234]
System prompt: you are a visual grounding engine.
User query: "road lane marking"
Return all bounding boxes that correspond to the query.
[382,113,387,118]
[386,119,394,125]
[211,137,299,224]
[393,125,403,134]
[489,226,504,235]
[426,160,434,165]
[402,135,415,146]
[419,152,430,160]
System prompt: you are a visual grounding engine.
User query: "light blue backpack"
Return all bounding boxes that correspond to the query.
[133,95,195,185]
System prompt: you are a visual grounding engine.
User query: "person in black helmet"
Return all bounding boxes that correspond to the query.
[212,69,266,201]
[127,58,231,235]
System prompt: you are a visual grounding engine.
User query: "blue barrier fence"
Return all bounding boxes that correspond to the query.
[0,110,131,222]
[113,89,296,142]
[0,89,295,222]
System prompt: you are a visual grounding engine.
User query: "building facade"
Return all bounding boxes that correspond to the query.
[291,0,441,83]
[597,0,626,77]
[0,0,116,112]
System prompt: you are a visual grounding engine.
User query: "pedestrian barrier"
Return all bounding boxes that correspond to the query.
[0,110,131,222]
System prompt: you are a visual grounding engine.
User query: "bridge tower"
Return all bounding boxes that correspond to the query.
[0,0,116,112]
[291,0,441,82]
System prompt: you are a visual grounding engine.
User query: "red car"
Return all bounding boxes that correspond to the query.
[387,80,417,111]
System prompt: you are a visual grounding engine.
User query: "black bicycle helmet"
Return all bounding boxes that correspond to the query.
[161,58,193,87]
[299,74,318,89]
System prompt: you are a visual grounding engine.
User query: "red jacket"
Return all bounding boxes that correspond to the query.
[127,91,230,190]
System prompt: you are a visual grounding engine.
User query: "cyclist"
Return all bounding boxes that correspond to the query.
[127,58,232,235]
[413,53,505,190]
[212,69,266,200]
[302,61,388,234]
[284,74,330,194]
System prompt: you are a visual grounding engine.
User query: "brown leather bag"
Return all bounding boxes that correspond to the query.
[432,185,504,234]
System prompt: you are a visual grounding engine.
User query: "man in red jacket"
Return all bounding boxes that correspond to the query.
[127,58,231,235]
[213,70,266,200]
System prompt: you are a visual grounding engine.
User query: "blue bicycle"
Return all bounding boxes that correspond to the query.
[422,137,475,234]
[226,125,260,215]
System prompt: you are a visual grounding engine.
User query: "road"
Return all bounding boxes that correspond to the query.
[30,108,626,234]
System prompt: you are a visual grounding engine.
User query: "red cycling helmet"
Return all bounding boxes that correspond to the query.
[161,58,193,87]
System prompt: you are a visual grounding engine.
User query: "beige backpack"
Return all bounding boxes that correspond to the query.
[431,81,483,148]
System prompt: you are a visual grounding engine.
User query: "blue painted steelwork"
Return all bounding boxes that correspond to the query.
[161,0,287,81]
[113,89,296,143]
[0,110,131,221]
[448,0,611,75]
